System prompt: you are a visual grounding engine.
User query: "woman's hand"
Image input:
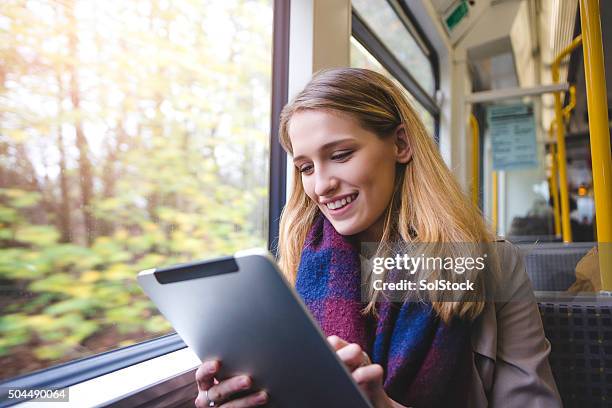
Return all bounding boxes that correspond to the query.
[327,336,408,408]
[195,360,268,408]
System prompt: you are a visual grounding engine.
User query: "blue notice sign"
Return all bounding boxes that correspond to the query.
[487,103,538,171]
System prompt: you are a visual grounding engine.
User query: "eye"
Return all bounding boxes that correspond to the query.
[331,150,353,161]
[299,164,314,174]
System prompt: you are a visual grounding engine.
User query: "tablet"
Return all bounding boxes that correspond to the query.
[137,248,373,408]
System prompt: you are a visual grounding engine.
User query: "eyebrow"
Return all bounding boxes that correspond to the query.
[292,138,356,163]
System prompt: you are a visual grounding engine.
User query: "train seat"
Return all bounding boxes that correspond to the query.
[538,298,612,408]
[519,243,595,291]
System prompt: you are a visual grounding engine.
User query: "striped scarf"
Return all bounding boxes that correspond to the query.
[295,214,472,408]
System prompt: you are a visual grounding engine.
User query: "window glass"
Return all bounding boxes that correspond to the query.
[350,38,435,137]
[498,140,595,242]
[0,0,272,380]
[352,0,435,96]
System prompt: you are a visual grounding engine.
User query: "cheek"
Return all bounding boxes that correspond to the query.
[301,176,317,202]
[358,165,396,218]
[360,157,396,195]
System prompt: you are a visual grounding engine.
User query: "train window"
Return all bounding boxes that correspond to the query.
[350,37,435,137]
[0,0,272,381]
[498,136,596,242]
[352,0,435,96]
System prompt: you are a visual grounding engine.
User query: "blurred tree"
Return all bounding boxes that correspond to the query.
[0,0,271,380]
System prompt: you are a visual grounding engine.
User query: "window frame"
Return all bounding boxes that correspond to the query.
[395,0,440,93]
[0,0,288,401]
[351,1,440,141]
[268,0,290,256]
[0,334,186,407]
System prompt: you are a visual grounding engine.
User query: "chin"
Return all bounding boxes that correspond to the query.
[328,219,364,237]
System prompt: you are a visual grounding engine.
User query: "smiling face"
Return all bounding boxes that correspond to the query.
[289,109,408,242]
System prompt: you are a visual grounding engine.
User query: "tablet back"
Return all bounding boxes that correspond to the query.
[137,249,373,408]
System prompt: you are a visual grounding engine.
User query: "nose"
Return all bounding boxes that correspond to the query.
[313,168,339,198]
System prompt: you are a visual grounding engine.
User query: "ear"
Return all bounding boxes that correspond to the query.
[394,124,412,164]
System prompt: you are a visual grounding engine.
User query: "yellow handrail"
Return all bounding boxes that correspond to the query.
[470,114,480,208]
[562,85,577,121]
[579,0,612,290]
[492,171,498,236]
[552,35,582,242]
[549,123,562,238]
[548,85,577,239]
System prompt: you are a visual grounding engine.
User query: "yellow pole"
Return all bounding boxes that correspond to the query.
[552,35,582,243]
[549,124,562,237]
[549,84,577,239]
[562,85,577,121]
[492,171,498,235]
[470,114,480,208]
[579,0,612,290]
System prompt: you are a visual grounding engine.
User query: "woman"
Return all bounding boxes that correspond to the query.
[195,68,561,407]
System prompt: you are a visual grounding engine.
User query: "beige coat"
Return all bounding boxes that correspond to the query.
[567,246,600,293]
[468,243,562,407]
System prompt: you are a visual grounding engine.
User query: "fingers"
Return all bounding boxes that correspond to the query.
[207,375,252,404]
[327,335,349,350]
[328,336,371,372]
[219,390,268,408]
[195,374,265,408]
[352,364,392,407]
[194,360,268,408]
[336,343,370,371]
[196,360,220,391]
[352,363,384,388]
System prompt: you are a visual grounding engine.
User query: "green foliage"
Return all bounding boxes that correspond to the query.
[144,315,172,333]
[2,189,42,209]
[43,298,101,316]
[0,207,19,226]
[15,226,59,247]
[0,0,271,381]
[0,315,31,354]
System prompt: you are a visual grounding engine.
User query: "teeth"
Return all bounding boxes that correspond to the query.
[326,194,357,210]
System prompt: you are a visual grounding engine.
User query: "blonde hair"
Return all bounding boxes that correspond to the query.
[277,68,495,322]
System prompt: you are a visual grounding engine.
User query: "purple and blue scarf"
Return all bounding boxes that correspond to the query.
[295,214,472,408]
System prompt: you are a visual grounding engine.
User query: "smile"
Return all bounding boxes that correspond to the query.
[325,193,358,210]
